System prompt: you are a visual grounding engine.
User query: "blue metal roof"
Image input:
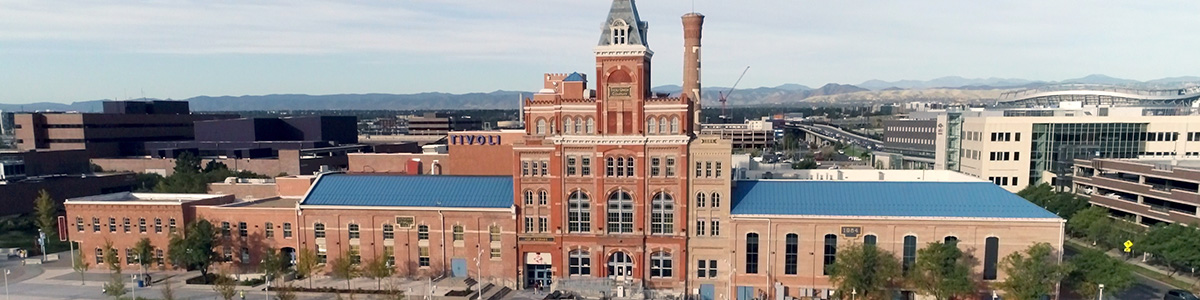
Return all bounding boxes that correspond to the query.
[564,72,585,82]
[730,181,1060,219]
[302,174,513,208]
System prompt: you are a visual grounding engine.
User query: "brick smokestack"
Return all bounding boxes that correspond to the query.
[682,12,704,129]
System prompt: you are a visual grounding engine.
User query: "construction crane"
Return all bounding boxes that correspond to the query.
[718,66,750,123]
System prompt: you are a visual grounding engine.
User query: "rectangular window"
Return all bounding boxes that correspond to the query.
[109,218,116,232]
[154,218,162,234]
[265,222,274,238]
[581,158,591,175]
[650,157,661,177]
[540,161,548,176]
[283,223,292,238]
[1012,177,1019,186]
[745,233,759,274]
[318,246,327,264]
[695,162,702,177]
[491,247,502,259]
[710,220,720,236]
[418,246,430,267]
[785,234,799,275]
[521,161,529,176]
[383,224,394,240]
[92,217,100,232]
[696,219,705,236]
[138,218,146,233]
[123,218,131,233]
[697,260,707,278]
[715,162,722,178]
[567,156,577,176]
[96,248,104,264]
[524,217,534,233]
[705,162,712,177]
[349,245,361,264]
[625,158,633,176]
[984,237,999,280]
[453,225,464,241]
[384,245,396,266]
[665,157,676,177]
[76,217,84,232]
[538,217,548,233]
[238,222,247,237]
[417,225,429,240]
[221,222,230,237]
[1014,132,1020,141]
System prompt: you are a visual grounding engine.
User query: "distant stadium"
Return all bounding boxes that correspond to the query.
[998,84,1200,107]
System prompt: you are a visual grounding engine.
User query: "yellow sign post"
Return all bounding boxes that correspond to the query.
[1123,240,1133,253]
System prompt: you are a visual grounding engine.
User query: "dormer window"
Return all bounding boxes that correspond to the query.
[610,19,629,45]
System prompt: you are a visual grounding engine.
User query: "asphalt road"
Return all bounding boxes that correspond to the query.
[1063,245,1176,300]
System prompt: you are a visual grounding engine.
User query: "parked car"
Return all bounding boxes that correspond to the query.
[1166,289,1199,300]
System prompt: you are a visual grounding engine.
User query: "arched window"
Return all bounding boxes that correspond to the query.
[313,223,325,238]
[568,191,591,233]
[823,234,837,275]
[536,119,547,135]
[785,233,799,275]
[574,117,583,134]
[453,225,464,241]
[607,191,634,233]
[523,190,534,205]
[586,118,595,134]
[711,192,721,208]
[745,233,759,274]
[348,223,360,239]
[569,250,591,276]
[650,193,674,234]
[610,19,629,45]
[537,190,548,205]
[659,117,668,134]
[670,117,680,134]
[564,118,574,134]
[606,157,615,176]
[944,236,958,247]
[650,251,673,278]
[864,234,878,246]
[983,237,999,280]
[417,225,429,240]
[695,192,706,207]
[903,235,917,274]
[648,118,658,135]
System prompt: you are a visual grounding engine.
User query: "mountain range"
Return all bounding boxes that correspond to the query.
[2,74,1196,112]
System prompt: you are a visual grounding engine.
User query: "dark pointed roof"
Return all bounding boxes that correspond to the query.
[597,0,649,47]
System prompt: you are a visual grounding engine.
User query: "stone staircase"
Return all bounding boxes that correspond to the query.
[556,278,643,299]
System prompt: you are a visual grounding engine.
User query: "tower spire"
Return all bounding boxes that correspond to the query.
[597,0,649,48]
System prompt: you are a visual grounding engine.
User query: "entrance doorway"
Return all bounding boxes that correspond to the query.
[452,258,468,277]
[607,252,633,281]
[525,264,551,289]
[280,247,296,268]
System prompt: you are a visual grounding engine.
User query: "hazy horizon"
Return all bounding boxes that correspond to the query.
[3,0,1198,104]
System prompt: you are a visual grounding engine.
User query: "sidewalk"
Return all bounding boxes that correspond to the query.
[1067,238,1200,288]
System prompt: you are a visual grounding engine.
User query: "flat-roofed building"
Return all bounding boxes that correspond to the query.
[64,192,235,271]
[14,100,236,158]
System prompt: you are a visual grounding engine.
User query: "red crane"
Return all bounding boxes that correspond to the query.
[718,66,750,123]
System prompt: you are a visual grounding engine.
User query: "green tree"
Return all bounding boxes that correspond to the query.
[103,269,127,299]
[166,219,219,281]
[259,247,286,282]
[33,189,58,242]
[1066,248,1134,299]
[329,250,359,289]
[363,254,396,289]
[828,243,902,300]
[173,151,202,175]
[1067,206,1111,245]
[132,237,155,275]
[212,269,238,300]
[102,239,120,272]
[908,242,976,300]
[995,243,1071,300]
[1141,222,1200,275]
[275,283,299,300]
[295,247,320,288]
[73,248,90,285]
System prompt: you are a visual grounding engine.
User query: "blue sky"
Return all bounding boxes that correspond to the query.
[2,0,1198,104]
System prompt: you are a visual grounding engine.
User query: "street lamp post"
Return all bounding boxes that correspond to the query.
[5,268,10,300]
[992,290,998,300]
[851,288,857,300]
[130,273,136,300]
[476,250,483,300]
[1098,283,1104,300]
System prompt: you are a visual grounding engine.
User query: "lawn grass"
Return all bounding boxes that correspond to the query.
[0,228,72,254]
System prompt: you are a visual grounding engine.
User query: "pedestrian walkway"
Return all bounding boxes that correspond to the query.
[1068,238,1200,288]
